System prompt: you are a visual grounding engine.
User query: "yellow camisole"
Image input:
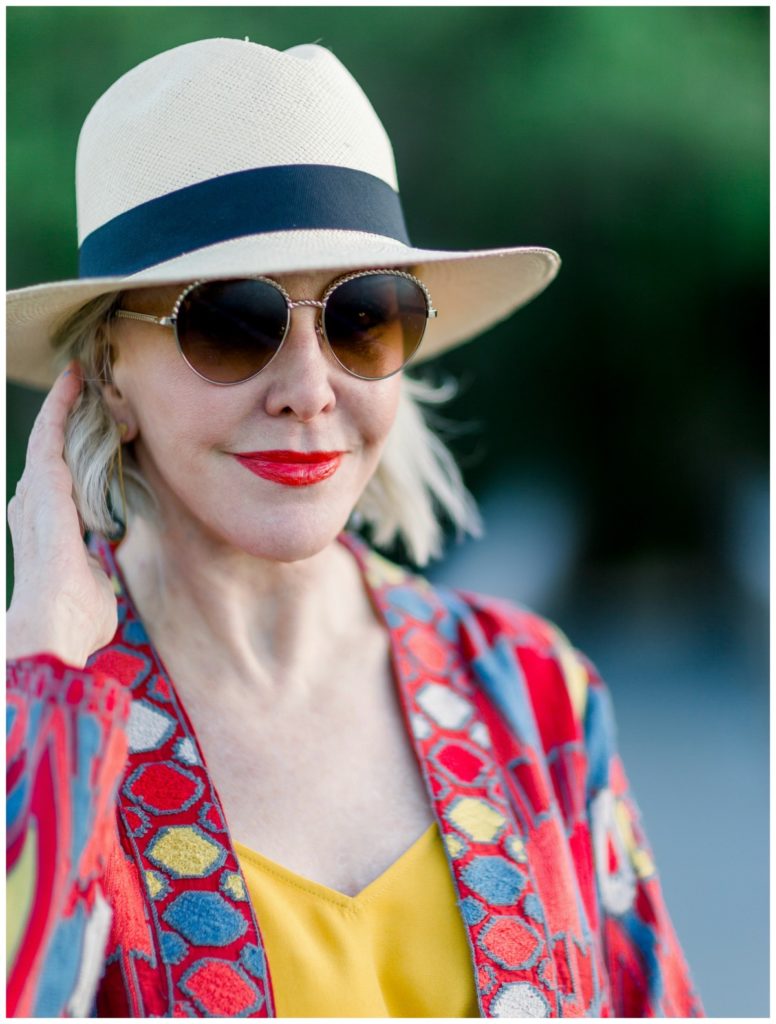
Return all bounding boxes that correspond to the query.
[233,822,480,1017]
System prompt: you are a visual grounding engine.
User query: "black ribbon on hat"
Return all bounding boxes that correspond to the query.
[78,164,411,278]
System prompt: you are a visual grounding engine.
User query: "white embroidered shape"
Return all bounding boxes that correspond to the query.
[589,786,637,915]
[490,981,551,1017]
[469,720,492,749]
[127,700,175,753]
[66,889,113,1017]
[174,736,200,765]
[410,712,432,740]
[416,683,473,730]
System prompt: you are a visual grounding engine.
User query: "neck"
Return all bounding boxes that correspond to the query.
[116,515,378,706]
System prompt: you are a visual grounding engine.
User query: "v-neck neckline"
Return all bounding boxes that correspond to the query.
[232,821,439,908]
[104,528,438,905]
[89,529,565,1017]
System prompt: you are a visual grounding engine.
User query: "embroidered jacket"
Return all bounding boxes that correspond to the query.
[7,533,703,1018]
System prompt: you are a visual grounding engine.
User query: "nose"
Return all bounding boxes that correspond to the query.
[261,305,337,421]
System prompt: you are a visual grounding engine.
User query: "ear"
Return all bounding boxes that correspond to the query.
[98,380,139,442]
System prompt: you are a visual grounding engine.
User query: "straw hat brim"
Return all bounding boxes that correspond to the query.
[7,229,560,391]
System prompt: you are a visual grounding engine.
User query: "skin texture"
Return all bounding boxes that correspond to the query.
[91,270,403,703]
[8,272,438,893]
[108,272,436,892]
[7,365,119,665]
[105,270,402,564]
[9,269,405,681]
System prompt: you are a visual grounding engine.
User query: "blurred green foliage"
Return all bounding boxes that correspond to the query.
[7,7,768,582]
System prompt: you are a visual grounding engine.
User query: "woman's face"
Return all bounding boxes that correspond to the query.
[105,270,403,561]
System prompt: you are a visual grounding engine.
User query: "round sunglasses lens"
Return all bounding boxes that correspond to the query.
[176,280,288,383]
[323,274,428,379]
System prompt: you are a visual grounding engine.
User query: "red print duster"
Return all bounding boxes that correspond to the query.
[7,532,703,1017]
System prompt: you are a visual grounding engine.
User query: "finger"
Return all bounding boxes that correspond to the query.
[6,494,26,554]
[7,494,19,534]
[26,363,83,463]
[9,475,30,526]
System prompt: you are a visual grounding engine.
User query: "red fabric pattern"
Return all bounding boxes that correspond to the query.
[7,656,130,1017]
[6,535,703,1017]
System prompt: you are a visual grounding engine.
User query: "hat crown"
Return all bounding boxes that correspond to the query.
[76,38,399,243]
[7,36,560,392]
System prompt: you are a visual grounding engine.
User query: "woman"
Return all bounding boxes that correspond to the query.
[7,38,702,1018]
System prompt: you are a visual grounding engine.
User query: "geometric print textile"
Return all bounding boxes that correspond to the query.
[6,531,704,1017]
[6,654,131,1017]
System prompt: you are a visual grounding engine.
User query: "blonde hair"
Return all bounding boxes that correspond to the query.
[52,291,481,566]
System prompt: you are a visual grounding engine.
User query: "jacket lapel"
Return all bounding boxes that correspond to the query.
[90,531,600,1018]
[88,535,275,1018]
[344,535,603,1018]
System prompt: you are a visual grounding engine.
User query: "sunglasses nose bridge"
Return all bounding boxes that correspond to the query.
[286,297,327,348]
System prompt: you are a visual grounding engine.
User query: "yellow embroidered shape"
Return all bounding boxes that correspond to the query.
[145,870,165,898]
[146,825,224,878]
[448,797,506,843]
[506,835,528,863]
[364,550,409,588]
[444,833,467,859]
[222,871,247,901]
[615,800,656,879]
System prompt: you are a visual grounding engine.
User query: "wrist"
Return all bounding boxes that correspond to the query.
[6,605,91,668]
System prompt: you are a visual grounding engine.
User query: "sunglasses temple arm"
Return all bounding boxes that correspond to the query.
[114,310,176,328]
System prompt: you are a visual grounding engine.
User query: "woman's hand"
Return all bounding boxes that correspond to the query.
[7,363,119,667]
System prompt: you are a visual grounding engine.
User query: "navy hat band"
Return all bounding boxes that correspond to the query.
[78,164,411,278]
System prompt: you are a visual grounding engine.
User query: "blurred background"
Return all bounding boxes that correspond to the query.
[6,7,768,1014]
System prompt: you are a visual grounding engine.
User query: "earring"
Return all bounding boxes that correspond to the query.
[112,422,129,532]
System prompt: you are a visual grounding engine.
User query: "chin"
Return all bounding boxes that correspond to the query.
[209,503,352,564]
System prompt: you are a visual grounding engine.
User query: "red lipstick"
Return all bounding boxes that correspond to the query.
[232,450,344,486]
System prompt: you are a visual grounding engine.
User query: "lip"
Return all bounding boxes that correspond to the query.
[232,450,345,487]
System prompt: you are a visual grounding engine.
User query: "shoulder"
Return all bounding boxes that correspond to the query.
[358,539,597,732]
[452,586,594,726]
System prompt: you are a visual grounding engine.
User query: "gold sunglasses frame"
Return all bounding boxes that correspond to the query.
[113,268,437,385]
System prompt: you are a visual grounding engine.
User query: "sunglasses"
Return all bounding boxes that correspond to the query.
[113,269,437,385]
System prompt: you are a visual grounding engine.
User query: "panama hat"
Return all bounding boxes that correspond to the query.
[7,37,560,390]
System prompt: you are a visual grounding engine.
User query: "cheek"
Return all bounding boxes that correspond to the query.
[358,379,402,449]
[117,346,221,458]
